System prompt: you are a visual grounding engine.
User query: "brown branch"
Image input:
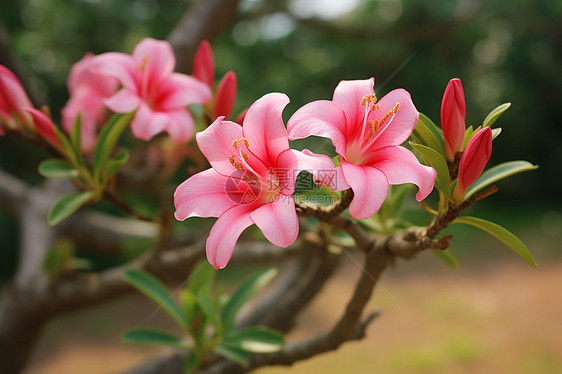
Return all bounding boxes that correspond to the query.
[168,0,241,74]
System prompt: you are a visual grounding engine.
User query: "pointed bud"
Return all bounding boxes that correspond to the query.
[213,71,237,119]
[23,107,63,150]
[193,40,214,89]
[0,65,33,130]
[453,126,492,201]
[235,108,248,126]
[441,78,466,161]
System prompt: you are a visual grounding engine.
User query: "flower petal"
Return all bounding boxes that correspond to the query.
[92,52,137,92]
[341,160,388,220]
[130,104,168,141]
[214,71,237,119]
[287,100,347,155]
[165,108,195,143]
[206,204,254,269]
[132,38,176,73]
[157,73,212,110]
[242,92,290,166]
[196,117,243,176]
[250,196,298,247]
[174,168,237,220]
[369,89,419,148]
[193,40,215,89]
[104,89,141,113]
[370,146,436,201]
[332,78,374,135]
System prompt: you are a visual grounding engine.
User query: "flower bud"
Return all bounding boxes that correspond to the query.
[0,65,33,131]
[193,40,214,89]
[441,78,466,161]
[453,126,492,201]
[213,71,237,119]
[24,108,62,151]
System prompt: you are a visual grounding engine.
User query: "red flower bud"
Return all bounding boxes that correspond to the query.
[441,78,466,161]
[453,126,492,201]
[0,65,33,130]
[213,71,237,119]
[193,40,214,89]
[23,108,62,150]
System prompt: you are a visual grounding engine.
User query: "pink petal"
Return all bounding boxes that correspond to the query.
[242,93,290,166]
[165,108,195,143]
[279,149,337,190]
[129,104,169,141]
[157,73,212,110]
[341,160,388,220]
[92,52,137,92]
[132,38,176,73]
[370,146,436,201]
[0,65,32,119]
[104,89,141,113]
[332,166,351,191]
[287,100,347,156]
[174,168,237,220]
[24,108,61,149]
[193,40,215,89]
[250,196,298,247]
[332,78,375,134]
[214,71,237,119]
[235,108,248,125]
[368,89,419,149]
[196,117,243,176]
[206,204,254,269]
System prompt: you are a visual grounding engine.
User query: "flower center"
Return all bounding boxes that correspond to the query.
[345,95,401,164]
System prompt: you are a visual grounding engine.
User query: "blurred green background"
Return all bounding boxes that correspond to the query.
[0,0,561,373]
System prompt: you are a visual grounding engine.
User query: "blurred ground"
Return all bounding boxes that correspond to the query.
[25,250,562,374]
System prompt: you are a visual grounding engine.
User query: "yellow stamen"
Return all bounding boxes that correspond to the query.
[360,94,378,107]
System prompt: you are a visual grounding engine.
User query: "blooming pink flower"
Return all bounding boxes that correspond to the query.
[452,126,492,201]
[94,38,212,143]
[62,53,118,153]
[288,78,436,220]
[23,108,62,151]
[0,64,33,131]
[441,78,466,161]
[174,93,333,269]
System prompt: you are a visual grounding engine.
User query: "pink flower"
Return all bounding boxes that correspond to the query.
[0,64,33,131]
[23,108,62,151]
[174,93,333,269]
[441,78,466,161]
[94,38,212,143]
[62,53,118,153]
[288,78,436,220]
[452,126,492,201]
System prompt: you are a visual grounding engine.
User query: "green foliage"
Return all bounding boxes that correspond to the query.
[38,159,78,178]
[452,216,537,266]
[432,249,460,269]
[411,113,445,157]
[122,264,283,372]
[464,161,538,200]
[483,103,511,128]
[410,143,451,198]
[47,190,97,226]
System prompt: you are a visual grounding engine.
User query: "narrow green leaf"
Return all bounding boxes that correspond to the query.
[122,328,185,348]
[483,102,511,128]
[70,113,84,166]
[410,143,451,198]
[452,216,537,266]
[38,159,79,178]
[221,268,278,332]
[105,150,130,177]
[411,113,445,156]
[180,288,198,325]
[223,327,284,353]
[123,269,188,329]
[48,190,97,226]
[53,126,77,163]
[93,112,134,180]
[187,261,216,293]
[492,127,502,140]
[432,249,459,269]
[184,350,200,374]
[465,161,538,200]
[463,125,474,149]
[214,344,250,367]
[197,288,221,332]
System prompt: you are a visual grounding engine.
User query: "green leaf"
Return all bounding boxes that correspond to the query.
[38,159,79,178]
[223,327,284,353]
[48,190,97,226]
[432,249,459,269]
[187,261,216,293]
[483,102,511,128]
[197,288,221,332]
[184,350,200,374]
[214,344,250,367]
[463,125,475,149]
[452,216,537,266]
[105,150,130,178]
[410,143,451,198]
[221,268,278,332]
[122,328,185,348]
[492,127,502,140]
[411,113,445,156]
[53,126,77,163]
[465,161,538,200]
[180,289,199,325]
[123,269,188,329]
[93,112,134,180]
[70,113,84,166]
